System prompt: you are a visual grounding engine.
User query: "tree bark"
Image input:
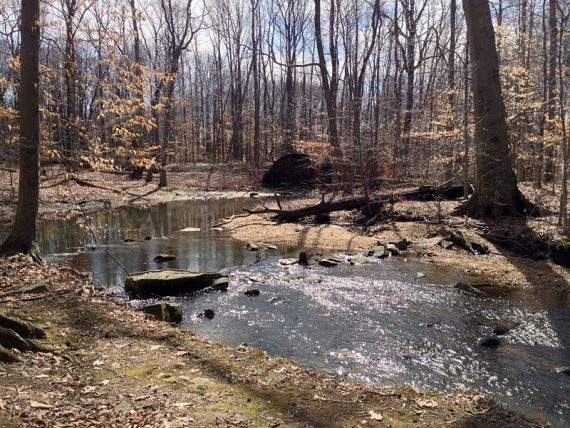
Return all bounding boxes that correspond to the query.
[455,0,536,218]
[0,0,41,257]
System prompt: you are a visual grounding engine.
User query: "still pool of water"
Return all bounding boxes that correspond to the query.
[5,198,568,426]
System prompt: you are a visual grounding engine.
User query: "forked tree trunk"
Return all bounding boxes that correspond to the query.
[0,0,41,258]
[455,0,536,218]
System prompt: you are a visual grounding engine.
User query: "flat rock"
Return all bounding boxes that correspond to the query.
[179,227,201,232]
[138,303,182,323]
[279,258,297,266]
[125,270,225,298]
[153,254,177,263]
[349,256,373,265]
[554,366,570,375]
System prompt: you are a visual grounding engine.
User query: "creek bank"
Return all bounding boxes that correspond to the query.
[0,258,543,427]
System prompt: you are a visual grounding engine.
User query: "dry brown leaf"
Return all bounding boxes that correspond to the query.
[416,398,438,409]
[368,410,383,420]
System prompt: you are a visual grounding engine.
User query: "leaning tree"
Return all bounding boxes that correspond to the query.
[455,0,536,218]
[0,0,42,258]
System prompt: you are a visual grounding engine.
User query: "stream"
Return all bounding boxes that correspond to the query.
[3,197,568,426]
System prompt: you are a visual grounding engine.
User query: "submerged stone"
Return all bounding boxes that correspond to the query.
[125,270,225,298]
[454,282,487,297]
[153,254,177,263]
[478,337,501,348]
[244,289,260,297]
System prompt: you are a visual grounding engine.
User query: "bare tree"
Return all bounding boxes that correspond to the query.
[1,0,41,257]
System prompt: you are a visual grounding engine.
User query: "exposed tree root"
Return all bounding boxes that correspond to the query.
[0,312,48,363]
[453,187,541,218]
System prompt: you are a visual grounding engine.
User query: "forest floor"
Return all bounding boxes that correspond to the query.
[0,164,567,426]
[0,257,542,427]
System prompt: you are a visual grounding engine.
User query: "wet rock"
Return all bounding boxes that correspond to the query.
[199,309,215,319]
[180,227,201,232]
[386,244,401,256]
[80,245,96,252]
[250,192,259,198]
[138,303,182,323]
[153,254,177,263]
[279,258,297,266]
[478,337,501,348]
[298,252,321,266]
[492,324,512,335]
[319,259,338,267]
[454,282,487,297]
[211,277,229,291]
[391,239,411,251]
[247,243,260,252]
[269,296,285,305]
[416,272,426,279]
[125,270,226,298]
[244,289,260,297]
[438,239,454,250]
[261,153,317,188]
[554,366,570,375]
[124,238,135,243]
[144,235,153,241]
[367,246,388,258]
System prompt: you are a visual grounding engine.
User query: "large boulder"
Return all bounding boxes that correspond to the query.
[125,270,226,298]
[262,153,317,188]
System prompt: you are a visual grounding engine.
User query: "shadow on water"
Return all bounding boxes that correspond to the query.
[481,218,570,423]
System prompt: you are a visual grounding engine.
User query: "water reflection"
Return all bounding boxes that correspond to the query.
[6,198,264,288]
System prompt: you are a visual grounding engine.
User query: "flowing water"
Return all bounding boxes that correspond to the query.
[4,198,568,426]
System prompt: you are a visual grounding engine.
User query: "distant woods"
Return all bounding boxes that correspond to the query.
[0,1,568,199]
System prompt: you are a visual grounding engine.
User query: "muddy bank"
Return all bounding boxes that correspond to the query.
[0,258,541,427]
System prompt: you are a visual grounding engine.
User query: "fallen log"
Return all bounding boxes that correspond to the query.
[244,196,369,221]
[385,184,473,202]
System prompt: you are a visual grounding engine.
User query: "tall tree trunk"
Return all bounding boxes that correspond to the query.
[455,0,535,218]
[1,0,41,257]
[445,0,457,181]
[544,0,558,183]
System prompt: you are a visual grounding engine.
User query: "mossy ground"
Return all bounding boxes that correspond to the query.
[0,261,542,427]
